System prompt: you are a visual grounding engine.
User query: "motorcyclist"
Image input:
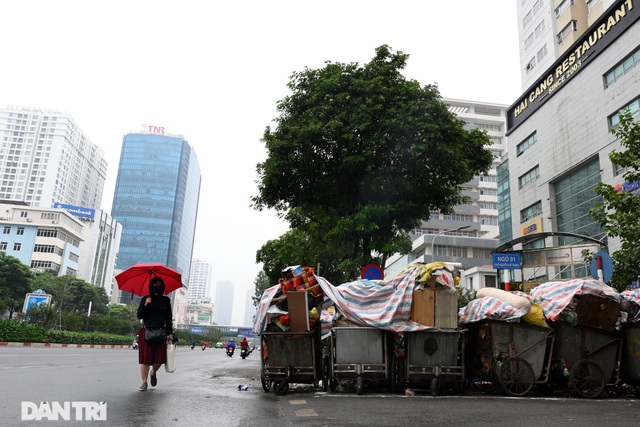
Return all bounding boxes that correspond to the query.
[227,338,236,353]
[202,340,207,350]
[240,337,249,350]
[190,339,196,350]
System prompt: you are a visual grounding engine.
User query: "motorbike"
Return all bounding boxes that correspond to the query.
[226,347,235,357]
[240,346,249,359]
[202,343,207,351]
[132,341,138,350]
[191,342,195,350]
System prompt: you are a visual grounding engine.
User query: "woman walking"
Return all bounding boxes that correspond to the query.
[137,277,174,391]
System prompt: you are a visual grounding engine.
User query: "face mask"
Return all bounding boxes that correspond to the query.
[153,286,164,295]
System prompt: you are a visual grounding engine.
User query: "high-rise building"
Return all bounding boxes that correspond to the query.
[75,209,122,295]
[385,99,506,290]
[111,128,201,314]
[188,259,212,303]
[0,106,107,210]
[214,280,234,325]
[517,0,617,91]
[503,0,638,284]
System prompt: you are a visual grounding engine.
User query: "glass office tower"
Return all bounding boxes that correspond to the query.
[112,131,201,302]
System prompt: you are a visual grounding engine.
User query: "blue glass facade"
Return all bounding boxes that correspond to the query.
[111,133,201,299]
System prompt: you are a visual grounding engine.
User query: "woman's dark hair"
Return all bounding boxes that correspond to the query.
[150,277,165,286]
[149,277,165,295]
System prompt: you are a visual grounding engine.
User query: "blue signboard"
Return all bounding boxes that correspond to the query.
[22,289,52,318]
[237,328,256,338]
[492,253,522,269]
[53,202,95,219]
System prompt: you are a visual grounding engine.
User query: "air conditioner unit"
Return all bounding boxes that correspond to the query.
[51,220,59,224]
[26,218,32,222]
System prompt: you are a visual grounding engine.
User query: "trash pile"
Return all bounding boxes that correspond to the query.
[253,262,461,338]
[457,277,640,337]
[253,266,324,334]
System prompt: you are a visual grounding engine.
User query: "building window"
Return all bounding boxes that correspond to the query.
[533,0,542,15]
[555,0,574,18]
[13,243,21,251]
[534,20,545,39]
[0,242,6,250]
[3,226,10,234]
[16,227,24,235]
[524,33,534,51]
[520,200,543,223]
[609,97,640,127]
[587,0,601,11]
[517,132,538,156]
[525,57,536,72]
[537,45,548,62]
[519,165,540,188]
[554,159,605,245]
[557,20,577,44]
[604,46,640,89]
[523,10,533,28]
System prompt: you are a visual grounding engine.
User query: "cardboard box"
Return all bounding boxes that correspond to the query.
[411,289,458,328]
[287,291,310,332]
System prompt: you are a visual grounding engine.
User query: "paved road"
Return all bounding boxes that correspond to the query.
[0,345,638,426]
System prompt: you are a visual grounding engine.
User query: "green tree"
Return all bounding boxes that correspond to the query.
[0,252,34,319]
[253,45,494,282]
[252,270,274,308]
[591,110,640,291]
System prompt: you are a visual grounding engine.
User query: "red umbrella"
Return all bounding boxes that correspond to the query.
[115,263,183,297]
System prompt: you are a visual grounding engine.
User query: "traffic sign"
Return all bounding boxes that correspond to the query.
[492,253,521,269]
[361,264,384,280]
[590,251,613,283]
[22,289,52,318]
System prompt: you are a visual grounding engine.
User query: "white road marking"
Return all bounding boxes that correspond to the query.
[295,409,318,417]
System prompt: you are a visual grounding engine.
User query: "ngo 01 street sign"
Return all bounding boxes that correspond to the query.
[492,253,521,269]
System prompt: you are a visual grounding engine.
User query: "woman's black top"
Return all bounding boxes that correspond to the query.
[137,295,173,335]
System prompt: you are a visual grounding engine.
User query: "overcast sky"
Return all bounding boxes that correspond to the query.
[1,1,522,325]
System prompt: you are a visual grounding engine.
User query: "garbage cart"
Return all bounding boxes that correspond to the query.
[328,326,389,395]
[553,322,622,398]
[260,327,325,395]
[467,319,555,397]
[404,329,466,396]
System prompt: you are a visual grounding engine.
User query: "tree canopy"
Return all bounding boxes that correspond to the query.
[253,45,494,283]
[591,110,640,291]
[0,252,34,318]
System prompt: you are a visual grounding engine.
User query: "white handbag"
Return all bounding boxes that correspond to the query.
[165,343,176,373]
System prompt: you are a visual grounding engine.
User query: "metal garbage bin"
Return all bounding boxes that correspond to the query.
[260,327,325,395]
[404,328,466,396]
[467,319,555,397]
[328,326,389,395]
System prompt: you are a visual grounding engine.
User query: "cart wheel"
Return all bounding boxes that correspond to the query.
[274,379,289,396]
[431,377,439,397]
[356,376,364,395]
[261,376,272,393]
[322,357,330,392]
[570,359,605,398]
[498,357,534,397]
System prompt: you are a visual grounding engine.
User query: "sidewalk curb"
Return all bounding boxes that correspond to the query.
[0,342,131,349]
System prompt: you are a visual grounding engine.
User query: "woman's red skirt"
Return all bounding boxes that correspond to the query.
[137,327,167,365]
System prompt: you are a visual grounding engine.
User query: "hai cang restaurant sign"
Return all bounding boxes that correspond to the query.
[507,0,639,133]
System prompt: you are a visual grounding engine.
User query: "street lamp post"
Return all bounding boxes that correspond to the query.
[431,225,470,263]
